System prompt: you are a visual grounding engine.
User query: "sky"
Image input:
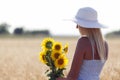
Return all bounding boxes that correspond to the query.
[0,0,120,36]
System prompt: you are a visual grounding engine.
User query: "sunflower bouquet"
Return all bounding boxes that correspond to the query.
[39,37,68,80]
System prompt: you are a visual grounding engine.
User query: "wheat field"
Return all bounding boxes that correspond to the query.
[0,37,120,80]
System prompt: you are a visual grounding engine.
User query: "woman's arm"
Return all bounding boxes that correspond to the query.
[66,38,87,80]
[57,37,87,80]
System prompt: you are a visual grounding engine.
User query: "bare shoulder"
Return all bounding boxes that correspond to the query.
[104,40,109,57]
[104,41,108,47]
[104,40,109,51]
[77,37,90,45]
[77,37,90,49]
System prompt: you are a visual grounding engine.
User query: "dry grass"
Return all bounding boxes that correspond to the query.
[0,37,120,80]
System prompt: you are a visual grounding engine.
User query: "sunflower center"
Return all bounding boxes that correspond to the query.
[58,59,64,65]
[55,45,61,50]
[46,41,53,49]
[54,53,60,59]
[42,55,45,60]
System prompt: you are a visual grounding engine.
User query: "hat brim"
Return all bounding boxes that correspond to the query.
[73,18,107,28]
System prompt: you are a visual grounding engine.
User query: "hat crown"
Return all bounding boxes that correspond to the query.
[75,7,98,21]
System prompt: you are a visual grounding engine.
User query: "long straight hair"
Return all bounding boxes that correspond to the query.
[79,27,106,60]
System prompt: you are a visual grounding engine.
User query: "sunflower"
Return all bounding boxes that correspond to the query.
[55,55,68,69]
[52,42,62,51]
[39,51,47,64]
[63,43,68,54]
[51,51,62,61]
[41,38,54,50]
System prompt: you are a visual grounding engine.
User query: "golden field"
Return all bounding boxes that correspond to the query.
[0,37,120,80]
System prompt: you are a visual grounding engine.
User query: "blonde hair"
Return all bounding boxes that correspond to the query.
[79,27,106,60]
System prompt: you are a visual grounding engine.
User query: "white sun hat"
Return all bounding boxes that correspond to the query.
[73,7,107,28]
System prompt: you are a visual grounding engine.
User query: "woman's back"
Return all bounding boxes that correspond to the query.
[78,60,105,80]
[77,36,108,80]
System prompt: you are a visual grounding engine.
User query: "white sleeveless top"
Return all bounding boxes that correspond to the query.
[77,38,106,80]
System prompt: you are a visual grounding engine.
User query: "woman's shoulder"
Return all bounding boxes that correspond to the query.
[104,40,109,57]
[104,40,109,51]
[78,36,90,44]
[75,36,91,53]
[104,40,108,46]
[77,36,90,48]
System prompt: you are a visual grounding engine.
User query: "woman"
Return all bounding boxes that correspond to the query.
[57,7,108,80]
